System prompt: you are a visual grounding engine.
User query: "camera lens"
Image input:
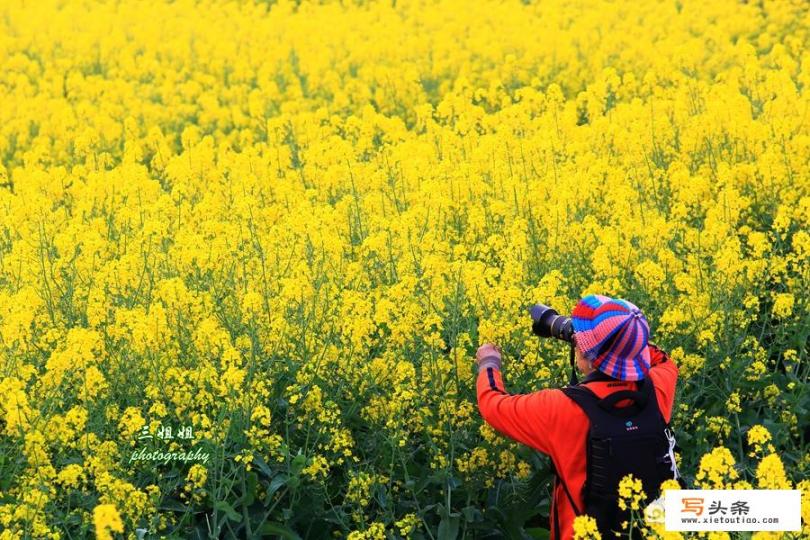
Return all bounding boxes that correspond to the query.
[529,303,574,342]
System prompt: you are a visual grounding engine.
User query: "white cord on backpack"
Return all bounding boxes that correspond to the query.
[645,428,681,524]
[664,428,680,480]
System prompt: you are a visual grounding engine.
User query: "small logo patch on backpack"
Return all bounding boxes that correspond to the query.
[625,420,638,431]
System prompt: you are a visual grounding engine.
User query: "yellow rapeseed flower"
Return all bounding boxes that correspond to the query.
[93,504,124,540]
[572,514,601,540]
[618,473,645,511]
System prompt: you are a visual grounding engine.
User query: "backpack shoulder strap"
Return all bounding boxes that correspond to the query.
[564,379,655,420]
[630,377,670,427]
[560,384,602,417]
[551,459,582,516]
[551,386,596,519]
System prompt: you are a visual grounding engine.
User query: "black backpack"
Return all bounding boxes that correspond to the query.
[550,373,679,538]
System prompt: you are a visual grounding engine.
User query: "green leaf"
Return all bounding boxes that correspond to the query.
[214,500,242,523]
[437,510,460,540]
[461,505,479,523]
[265,474,287,504]
[260,522,302,540]
[291,453,306,474]
[526,528,550,540]
[437,516,459,540]
[158,499,190,512]
[286,475,301,489]
[252,453,275,479]
[241,471,258,506]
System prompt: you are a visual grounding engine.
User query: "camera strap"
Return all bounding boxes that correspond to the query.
[569,343,578,385]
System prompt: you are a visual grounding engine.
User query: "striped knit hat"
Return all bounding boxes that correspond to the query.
[571,294,651,381]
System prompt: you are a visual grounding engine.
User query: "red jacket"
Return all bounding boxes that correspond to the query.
[476,344,678,540]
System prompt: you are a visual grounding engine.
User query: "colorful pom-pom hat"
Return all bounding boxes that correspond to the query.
[571,294,651,381]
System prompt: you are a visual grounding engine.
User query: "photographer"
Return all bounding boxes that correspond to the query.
[475,294,679,539]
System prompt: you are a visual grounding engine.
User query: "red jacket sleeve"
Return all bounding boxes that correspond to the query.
[476,367,565,455]
[647,343,679,423]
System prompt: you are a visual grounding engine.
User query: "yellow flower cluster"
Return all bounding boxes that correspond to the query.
[705,416,732,440]
[183,464,208,504]
[771,293,794,318]
[93,504,124,540]
[746,425,776,457]
[572,514,602,540]
[245,402,284,464]
[347,522,386,540]
[57,464,85,489]
[456,447,493,486]
[345,471,388,509]
[395,513,421,538]
[755,454,791,490]
[798,479,810,538]
[302,455,330,481]
[695,447,740,489]
[617,473,646,512]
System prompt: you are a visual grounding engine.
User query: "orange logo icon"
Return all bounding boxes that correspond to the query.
[682,497,705,516]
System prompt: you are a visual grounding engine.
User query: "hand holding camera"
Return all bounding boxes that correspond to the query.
[475,343,502,372]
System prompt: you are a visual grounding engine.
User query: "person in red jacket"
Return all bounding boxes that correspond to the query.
[475,295,679,540]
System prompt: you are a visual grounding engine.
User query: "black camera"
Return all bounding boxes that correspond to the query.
[529,303,575,343]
